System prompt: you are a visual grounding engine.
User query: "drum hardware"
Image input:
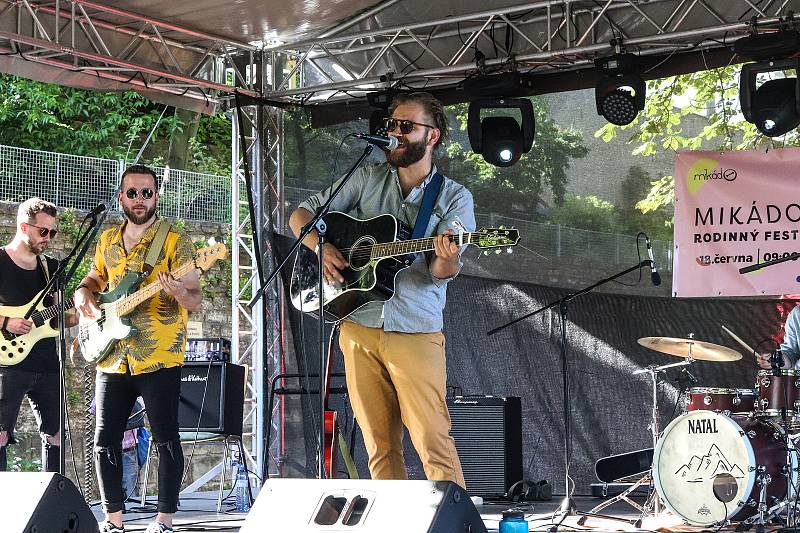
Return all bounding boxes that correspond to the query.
[581,359,694,527]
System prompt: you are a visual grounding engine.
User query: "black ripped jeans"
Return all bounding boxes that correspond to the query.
[95,366,183,513]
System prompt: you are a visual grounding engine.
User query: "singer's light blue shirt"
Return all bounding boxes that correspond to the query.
[297,162,475,333]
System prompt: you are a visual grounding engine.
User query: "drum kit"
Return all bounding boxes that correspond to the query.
[624,335,800,529]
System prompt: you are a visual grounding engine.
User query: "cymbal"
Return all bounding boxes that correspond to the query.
[637,336,742,361]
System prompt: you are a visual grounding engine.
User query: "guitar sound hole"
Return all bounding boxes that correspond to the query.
[348,236,377,271]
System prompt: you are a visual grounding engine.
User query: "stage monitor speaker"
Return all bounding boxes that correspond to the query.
[0,472,98,533]
[179,361,245,435]
[239,479,487,532]
[447,396,522,499]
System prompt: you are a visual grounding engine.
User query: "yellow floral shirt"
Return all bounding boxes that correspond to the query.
[92,218,195,375]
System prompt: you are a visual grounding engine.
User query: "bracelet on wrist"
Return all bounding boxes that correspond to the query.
[1,316,8,331]
[76,282,91,292]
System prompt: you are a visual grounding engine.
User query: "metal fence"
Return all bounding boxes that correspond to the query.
[286,186,674,272]
[0,144,231,223]
[0,143,673,270]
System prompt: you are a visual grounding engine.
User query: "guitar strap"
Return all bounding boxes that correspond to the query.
[411,171,444,265]
[141,219,172,277]
[37,254,50,282]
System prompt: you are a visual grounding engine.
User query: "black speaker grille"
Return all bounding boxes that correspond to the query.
[447,397,522,498]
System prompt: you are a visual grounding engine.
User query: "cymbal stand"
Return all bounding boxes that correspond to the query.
[579,359,692,528]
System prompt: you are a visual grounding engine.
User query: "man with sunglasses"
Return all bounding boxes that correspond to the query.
[289,92,475,487]
[74,164,202,533]
[0,197,70,474]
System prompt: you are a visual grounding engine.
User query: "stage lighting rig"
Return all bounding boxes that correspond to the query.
[594,53,646,126]
[467,98,534,168]
[740,58,800,138]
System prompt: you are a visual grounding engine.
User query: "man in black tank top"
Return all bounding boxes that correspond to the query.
[0,198,67,472]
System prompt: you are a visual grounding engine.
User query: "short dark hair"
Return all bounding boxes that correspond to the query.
[389,92,449,150]
[17,197,57,226]
[121,164,159,190]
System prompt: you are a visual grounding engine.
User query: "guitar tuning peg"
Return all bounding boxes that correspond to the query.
[506,247,513,254]
[483,250,490,256]
[494,249,501,254]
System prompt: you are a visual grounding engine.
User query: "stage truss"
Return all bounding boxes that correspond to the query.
[263,0,800,105]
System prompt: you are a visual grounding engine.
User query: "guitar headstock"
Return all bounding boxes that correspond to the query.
[472,226,520,255]
[195,243,228,270]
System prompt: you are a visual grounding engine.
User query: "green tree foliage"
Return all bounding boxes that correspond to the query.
[594,65,799,215]
[446,98,587,215]
[617,166,673,240]
[0,74,231,174]
[548,194,619,232]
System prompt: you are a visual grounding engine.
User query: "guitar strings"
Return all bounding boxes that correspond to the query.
[333,233,480,259]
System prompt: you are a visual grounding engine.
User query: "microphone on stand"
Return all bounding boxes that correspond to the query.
[354,132,399,150]
[644,234,661,286]
[86,203,107,218]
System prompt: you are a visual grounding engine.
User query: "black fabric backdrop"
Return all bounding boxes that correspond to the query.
[274,234,786,495]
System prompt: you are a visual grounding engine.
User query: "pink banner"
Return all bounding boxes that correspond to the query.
[674,148,800,297]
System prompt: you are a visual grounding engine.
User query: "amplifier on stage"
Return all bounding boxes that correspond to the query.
[446,395,522,499]
[186,337,231,362]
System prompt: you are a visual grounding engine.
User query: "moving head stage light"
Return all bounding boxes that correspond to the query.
[467,98,534,168]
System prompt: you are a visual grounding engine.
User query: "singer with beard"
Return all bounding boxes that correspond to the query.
[74,164,202,533]
[0,198,76,473]
[289,91,475,486]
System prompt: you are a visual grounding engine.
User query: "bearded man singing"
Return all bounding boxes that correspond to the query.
[289,92,475,485]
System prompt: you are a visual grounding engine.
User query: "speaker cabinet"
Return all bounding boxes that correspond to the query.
[179,362,245,435]
[0,472,98,533]
[447,396,522,498]
[239,479,487,532]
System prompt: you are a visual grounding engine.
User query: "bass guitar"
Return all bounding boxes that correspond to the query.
[289,211,519,321]
[0,291,74,365]
[77,243,227,365]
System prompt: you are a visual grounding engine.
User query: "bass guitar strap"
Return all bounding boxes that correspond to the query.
[142,219,172,276]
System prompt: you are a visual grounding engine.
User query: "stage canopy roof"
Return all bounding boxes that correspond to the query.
[1,0,798,121]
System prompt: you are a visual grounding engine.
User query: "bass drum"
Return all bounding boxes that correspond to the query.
[653,411,793,526]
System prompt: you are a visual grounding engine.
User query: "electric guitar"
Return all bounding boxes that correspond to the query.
[0,291,74,366]
[289,212,520,321]
[77,243,227,366]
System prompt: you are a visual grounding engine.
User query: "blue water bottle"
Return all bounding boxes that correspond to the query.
[235,463,250,512]
[499,510,528,533]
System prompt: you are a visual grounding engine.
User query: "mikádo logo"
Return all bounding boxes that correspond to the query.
[691,167,737,182]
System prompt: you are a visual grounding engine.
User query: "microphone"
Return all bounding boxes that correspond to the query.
[645,234,661,286]
[354,132,399,150]
[85,203,107,220]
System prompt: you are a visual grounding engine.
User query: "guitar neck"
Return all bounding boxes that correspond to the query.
[33,297,75,323]
[372,233,474,259]
[115,261,197,316]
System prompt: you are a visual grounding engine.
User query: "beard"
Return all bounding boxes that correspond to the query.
[123,203,157,225]
[386,134,428,168]
[26,240,46,255]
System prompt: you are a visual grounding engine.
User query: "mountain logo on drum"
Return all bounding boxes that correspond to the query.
[674,444,745,483]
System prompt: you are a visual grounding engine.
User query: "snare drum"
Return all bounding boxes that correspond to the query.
[756,369,800,420]
[653,411,794,526]
[687,388,757,414]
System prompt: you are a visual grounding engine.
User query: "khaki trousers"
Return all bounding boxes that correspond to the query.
[339,321,465,487]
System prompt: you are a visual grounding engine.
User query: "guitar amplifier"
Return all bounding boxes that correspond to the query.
[447,396,522,499]
[179,362,245,436]
[186,337,231,362]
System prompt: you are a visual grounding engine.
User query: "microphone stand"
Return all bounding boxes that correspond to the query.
[23,207,108,475]
[251,142,374,480]
[487,259,655,529]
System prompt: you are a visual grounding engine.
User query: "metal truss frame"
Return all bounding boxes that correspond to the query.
[0,0,259,107]
[230,50,285,488]
[264,0,800,103]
